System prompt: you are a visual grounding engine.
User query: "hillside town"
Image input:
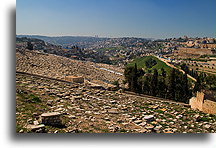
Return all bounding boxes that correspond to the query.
[16,35,216,133]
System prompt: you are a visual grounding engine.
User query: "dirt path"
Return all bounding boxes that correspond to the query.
[154,56,197,82]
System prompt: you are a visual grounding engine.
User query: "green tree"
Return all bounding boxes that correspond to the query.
[157,76,167,98]
[112,80,119,88]
[161,68,166,78]
[181,64,189,74]
[175,71,184,102]
[124,63,139,92]
[124,66,134,89]
[193,76,202,93]
[27,41,33,50]
[150,69,158,96]
[131,63,138,92]
[143,75,150,95]
[145,58,157,68]
[168,68,176,100]
[182,73,189,102]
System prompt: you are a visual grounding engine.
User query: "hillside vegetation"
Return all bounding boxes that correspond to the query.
[125,56,194,103]
[127,56,172,73]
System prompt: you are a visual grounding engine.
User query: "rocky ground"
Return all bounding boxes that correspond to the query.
[16,73,216,133]
[16,49,124,85]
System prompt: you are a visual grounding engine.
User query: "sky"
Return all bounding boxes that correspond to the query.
[16,0,215,39]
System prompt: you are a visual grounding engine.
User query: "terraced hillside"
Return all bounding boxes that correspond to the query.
[16,73,216,133]
[16,48,124,87]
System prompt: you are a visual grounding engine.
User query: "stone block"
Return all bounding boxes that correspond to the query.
[40,112,62,126]
[65,76,84,83]
[143,115,154,123]
[26,124,45,133]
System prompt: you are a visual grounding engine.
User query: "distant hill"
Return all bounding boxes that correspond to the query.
[16,35,152,46]
[16,35,107,46]
[16,36,45,43]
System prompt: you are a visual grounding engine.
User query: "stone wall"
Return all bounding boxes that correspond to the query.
[202,100,216,114]
[65,76,84,83]
[198,44,215,49]
[177,48,214,56]
[189,92,216,114]
[189,92,204,111]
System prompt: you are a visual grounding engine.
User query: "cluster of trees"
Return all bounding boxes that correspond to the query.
[180,63,216,91]
[193,72,216,92]
[145,58,157,68]
[124,64,192,103]
[180,64,199,78]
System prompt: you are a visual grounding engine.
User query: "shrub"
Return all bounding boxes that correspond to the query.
[145,58,157,68]
[112,80,119,88]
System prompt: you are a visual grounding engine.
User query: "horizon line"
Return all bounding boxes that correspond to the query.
[16,34,157,39]
[16,34,215,40]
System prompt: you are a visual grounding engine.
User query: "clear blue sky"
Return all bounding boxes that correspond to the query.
[16,0,215,39]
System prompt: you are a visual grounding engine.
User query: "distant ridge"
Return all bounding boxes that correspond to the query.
[16,35,152,45]
[16,35,109,45]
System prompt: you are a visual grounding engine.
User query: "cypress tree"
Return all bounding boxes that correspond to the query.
[143,75,150,95]
[174,71,182,101]
[161,68,166,78]
[182,73,189,102]
[132,63,138,92]
[27,41,33,50]
[194,76,202,93]
[168,68,176,100]
[158,76,167,98]
[150,69,158,96]
[124,66,134,90]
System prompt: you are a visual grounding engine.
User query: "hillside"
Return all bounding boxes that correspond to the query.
[16,48,124,88]
[16,73,216,133]
[16,49,216,133]
[127,56,172,73]
[16,35,107,46]
[16,40,216,133]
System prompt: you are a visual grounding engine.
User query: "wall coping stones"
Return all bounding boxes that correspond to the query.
[26,124,45,132]
[41,112,61,117]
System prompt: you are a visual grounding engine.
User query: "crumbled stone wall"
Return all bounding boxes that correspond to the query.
[189,92,204,111]
[203,100,216,114]
[189,92,216,114]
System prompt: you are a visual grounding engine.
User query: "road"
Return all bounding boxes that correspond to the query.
[99,67,123,76]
